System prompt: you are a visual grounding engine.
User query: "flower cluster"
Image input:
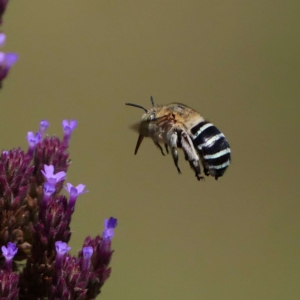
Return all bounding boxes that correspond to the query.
[0,3,118,299]
[0,0,18,88]
[0,120,117,299]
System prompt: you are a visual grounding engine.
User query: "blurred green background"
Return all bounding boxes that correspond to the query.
[2,1,300,299]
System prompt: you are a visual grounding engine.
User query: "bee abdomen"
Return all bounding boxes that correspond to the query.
[190,121,231,179]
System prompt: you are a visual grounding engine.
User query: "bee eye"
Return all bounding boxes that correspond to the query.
[149,113,155,120]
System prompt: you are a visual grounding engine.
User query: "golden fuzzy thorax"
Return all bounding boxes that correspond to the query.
[140,103,205,138]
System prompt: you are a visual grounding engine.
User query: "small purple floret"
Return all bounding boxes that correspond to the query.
[103,217,118,240]
[2,242,18,270]
[39,120,49,135]
[55,241,71,256]
[0,52,18,82]
[43,182,56,196]
[27,131,41,149]
[1,242,18,261]
[41,164,66,185]
[83,246,93,259]
[64,183,87,209]
[62,119,77,143]
[55,241,71,270]
[62,120,77,132]
[82,246,93,271]
[64,183,87,196]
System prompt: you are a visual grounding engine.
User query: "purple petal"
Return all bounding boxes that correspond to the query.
[105,217,118,229]
[64,182,73,193]
[4,52,18,67]
[42,164,54,177]
[69,119,77,130]
[1,245,7,255]
[26,131,34,141]
[54,171,66,182]
[76,184,86,194]
[62,120,69,128]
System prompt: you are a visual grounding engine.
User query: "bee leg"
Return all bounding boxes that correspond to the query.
[153,140,165,156]
[169,131,181,174]
[164,144,169,154]
[181,131,204,181]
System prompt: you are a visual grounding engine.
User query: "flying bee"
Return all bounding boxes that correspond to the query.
[125,97,231,181]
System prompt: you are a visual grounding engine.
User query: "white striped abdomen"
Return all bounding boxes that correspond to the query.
[190,121,231,180]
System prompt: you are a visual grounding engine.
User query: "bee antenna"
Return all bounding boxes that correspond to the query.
[150,96,155,107]
[125,103,148,113]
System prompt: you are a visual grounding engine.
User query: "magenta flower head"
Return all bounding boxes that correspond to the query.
[2,242,18,270]
[64,182,88,209]
[39,120,49,136]
[103,217,118,240]
[0,52,18,86]
[0,0,9,24]
[41,164,66,185]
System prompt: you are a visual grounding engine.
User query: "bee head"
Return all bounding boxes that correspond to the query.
[126,96,158,123]
[125,96,157,154]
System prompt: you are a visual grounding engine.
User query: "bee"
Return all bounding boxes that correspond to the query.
[125,97,231,181]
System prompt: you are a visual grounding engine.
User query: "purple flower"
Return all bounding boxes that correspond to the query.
[0,52,18,83]
[39,120,49,136]
[82,246,93,271]
[64,183,87,197]
[55,241,71,256]
[43,181,56,196]
[2,242,18,270]
[0,32,5,46]
[83,246,93,259]
[62,119,77,133]
[27,131,41,155]
[64,182,88,209]
[2,242,18,261]
[103,217,118,240]
[62,119,77,143]
[27,132,41,146]
[0,0,9,24]
[55,241,71,270]
[41,164,66,185]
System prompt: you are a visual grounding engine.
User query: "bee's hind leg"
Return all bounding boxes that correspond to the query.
[181,131,204,181]
[169,131,181,174]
